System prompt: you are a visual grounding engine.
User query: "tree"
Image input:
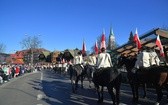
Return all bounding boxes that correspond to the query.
[20,35,42,49]
[20,35,42,64]
[0,43,6,53]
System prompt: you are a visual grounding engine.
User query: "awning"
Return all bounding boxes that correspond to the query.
[114,28,168,56]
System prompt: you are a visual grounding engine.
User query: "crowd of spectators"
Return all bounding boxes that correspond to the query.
[0,64,42,84]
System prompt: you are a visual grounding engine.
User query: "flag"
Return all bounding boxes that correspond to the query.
[82,40,86,55]
[94,40,99,54]
[156,35,165,57]
[100,30,106,49]
[133,28,141,50]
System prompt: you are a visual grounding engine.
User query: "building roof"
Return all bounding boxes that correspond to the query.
[113,28,168,56]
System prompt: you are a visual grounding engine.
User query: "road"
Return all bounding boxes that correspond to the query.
[0,69,167,105]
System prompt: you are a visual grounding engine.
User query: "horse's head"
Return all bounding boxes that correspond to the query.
[117,56,126,69]
[117,55,136,73]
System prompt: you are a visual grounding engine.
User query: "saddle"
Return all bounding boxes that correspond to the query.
[93,67,120,81]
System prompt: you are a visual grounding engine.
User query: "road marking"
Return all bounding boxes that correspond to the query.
[40,72,43,81]
[37,94,43,100]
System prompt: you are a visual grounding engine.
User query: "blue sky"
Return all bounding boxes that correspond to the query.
[0,0,168,53]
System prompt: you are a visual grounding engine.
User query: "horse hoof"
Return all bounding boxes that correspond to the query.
[132,99,138,103]
[143,96,147,99]
[154,102,160,105]
[97,100,103,103]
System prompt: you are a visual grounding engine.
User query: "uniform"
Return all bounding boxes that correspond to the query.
[88,55,97,66]
[96,52,113,69]
[135,50,150,69]
[74,55,83,65]
[149,51,160,66]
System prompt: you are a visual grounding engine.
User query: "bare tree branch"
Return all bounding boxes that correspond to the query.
[20,35,42,50]
[0,43,6,53]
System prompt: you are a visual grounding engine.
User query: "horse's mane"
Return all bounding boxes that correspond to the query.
[93,67,121,86]
[119,56,136,71]
[72,64,83,70]
[137,65,168,73]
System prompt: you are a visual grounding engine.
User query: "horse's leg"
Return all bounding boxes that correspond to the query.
[75,76,79,91]
[130,82,136,102]
[96,85,102,103]
[80,75,84,88]
[134,82,139,103]
[155,85,163,105]
[115,75,122,105]
[71,78,76,93]
[107,85,116,105]
[88,71,93,88]
[165,84,168,103]
[142,83,147,99]
[100,86,104,102]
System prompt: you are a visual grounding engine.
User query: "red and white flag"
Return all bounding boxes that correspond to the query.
[82,40,86,55]
[100,30,106,49]
[94,40,99,54]
[133,28,141,50]
[156,35,165,57]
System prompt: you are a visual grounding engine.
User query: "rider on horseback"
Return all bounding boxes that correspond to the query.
[134,46,151,70]
[96,47,113,69]
[74,51,83,64]
[134,46,161,72]
[88,53,97,66]
[149,47,160,66]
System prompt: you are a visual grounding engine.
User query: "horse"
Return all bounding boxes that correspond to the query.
[69,64,85,93]
[83,64,96,88]
[92,67,122,105]
[118,55,168,104]
[117,56,147,102]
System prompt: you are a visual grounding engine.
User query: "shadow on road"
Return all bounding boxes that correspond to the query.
[30,70,168,105]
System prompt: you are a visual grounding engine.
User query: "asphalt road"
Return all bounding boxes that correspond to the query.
[0,69,167,105]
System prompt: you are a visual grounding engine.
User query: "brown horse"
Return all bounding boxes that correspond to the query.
[92,67,122,105]
[118,55,168,104]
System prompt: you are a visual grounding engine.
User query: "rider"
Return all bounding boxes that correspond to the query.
[149,47,160,66]
[88,53,97,66]
[134,46,150,70]
[73,51,84,68]
[96,47,113,69]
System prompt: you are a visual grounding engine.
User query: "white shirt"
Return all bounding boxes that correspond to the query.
[135,51,150,68]
[149,51,160,66]
[74,55,83,64]
[88,55,97,66]
[96,52,113,68]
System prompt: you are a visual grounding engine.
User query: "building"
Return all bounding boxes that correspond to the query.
[10,51,25,64]
[0,53,10,64]
[108,27,116,50]
[23,48,50,64]
[50,51,61,63]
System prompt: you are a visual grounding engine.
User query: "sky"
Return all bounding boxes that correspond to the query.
[0,0,168,54]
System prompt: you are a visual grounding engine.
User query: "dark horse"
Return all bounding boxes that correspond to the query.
[69,64,85,93]
[84,64,96,88]
[117,56,147,102]
[118,55,168,104]
[92,67,122,105]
